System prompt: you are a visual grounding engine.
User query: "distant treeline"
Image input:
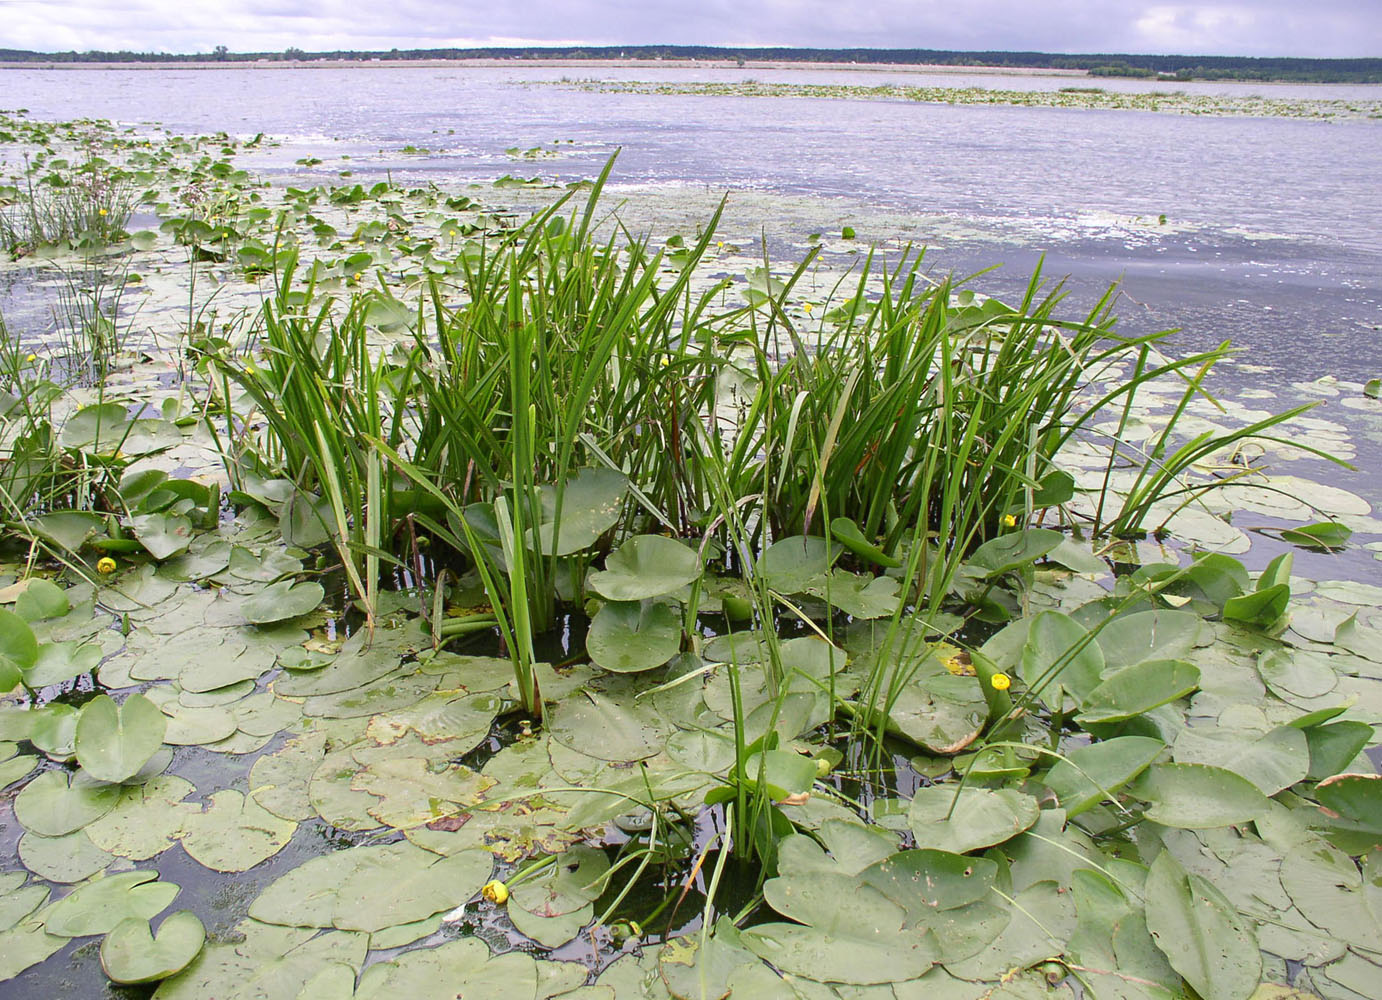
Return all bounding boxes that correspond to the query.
[2,45,1379,83]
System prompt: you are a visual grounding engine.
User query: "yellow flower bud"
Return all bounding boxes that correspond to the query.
[990,673,1011,691]
[25,353,36,362]
[481,880,509,905]
[98,207,108,217]
[1002,514,1017,528]
[96,557,117,575]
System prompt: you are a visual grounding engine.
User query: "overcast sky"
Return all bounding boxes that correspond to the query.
[0,0,1376,59]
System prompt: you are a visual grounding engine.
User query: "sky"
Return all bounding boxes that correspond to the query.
[0,0,1376,59]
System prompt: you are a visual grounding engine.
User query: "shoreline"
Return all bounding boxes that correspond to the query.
[0,58,1090,76]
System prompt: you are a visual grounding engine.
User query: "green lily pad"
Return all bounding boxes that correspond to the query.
[0,919,67,983]
[1279,839,1382,951]
[1130,763,1269,828]
[1077,659,1201,724]
[586,599,682,673]
[83,775,196,860]
[1172,725,1309,796]
[758,535,835,593]
[548,675,676,762]
[1316,773,1382,831]
[907,785,1040,853]
[243,579,325,624]
[743,866,936,984]
[805,571,900,619]
[1041,736,1165,818]
[0,872,48,932]
[0,608,39,690]
[59,403,129,452]
[75,692,168,783]
[531,468,628,556]
[18,830,115,883]
[249,841,492,933]
[132,512,194,561]
[101,911,206,984]
[14,769,121,836]
[181,790,298,872]
[1020,610,1104,707]
[14,579,69,622]
[1094,609,1202,665]
[22,640,102,688]
[588,534,702,601]
[1144,850,1261,1000]
[42,870,180,937]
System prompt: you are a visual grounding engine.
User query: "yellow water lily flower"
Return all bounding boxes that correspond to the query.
[24,353,36,362]
[96,557,117,575]
[98,207,108,217]
[1002,514,1017,528]
[481,880,509,905]
[990,673,1012,691]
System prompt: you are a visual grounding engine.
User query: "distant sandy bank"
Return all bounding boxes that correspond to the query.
[0,57,1089,77]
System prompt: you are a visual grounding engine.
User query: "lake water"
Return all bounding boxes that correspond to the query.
[6,63,1380,522]
[4,63,1382,519]
[5,64,1379,375]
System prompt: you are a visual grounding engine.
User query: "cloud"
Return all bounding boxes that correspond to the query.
[0,0,1376,58]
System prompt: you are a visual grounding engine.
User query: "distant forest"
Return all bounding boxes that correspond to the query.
[2,44,1379,83]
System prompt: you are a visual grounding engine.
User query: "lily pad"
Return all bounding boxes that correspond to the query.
[181,790,297,872]
[101,911,206,984]
[1077,659,1201,724]
[243,579,325,624]
[586,599,682,673]
[132,512,194,560]
[249,840,492,933]
[74,692,168,783]
[907,785,1040,854]
[1130,763,1269,828]
[587,534,702,601]
[1041,736,1165,818]
[13,769,121,836]
[1144,850,1261,1000]
[18,830,115,883]
[42,870,180,937]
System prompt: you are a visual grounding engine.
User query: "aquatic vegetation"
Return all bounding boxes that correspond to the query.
[554,79,1382,121]
[0,111,1380,1000]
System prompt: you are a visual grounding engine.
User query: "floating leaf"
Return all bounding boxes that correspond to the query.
[249,841,491,933]
[907,785,1040,853]
[1172,726,1309,796]
[18,830,114,883]
[13,769,121,836]
[586,600,681,673]
[1279,521,1351,550]
[588,535,702,601]
[42,870,179,937]
[1077,659,1200,724]
[965,528,1063,576]
[132,512,194,561]
[243,580,325,624]
[101,911,206,984]
[75,693,168,783]
[0,608,38,690]
[1144,850,1261,1000]
[531,468,628,556]
[1020,610,1104,707]
[1041,736,1164,818]
[1130,763,1268,828]
[181,790,297,872]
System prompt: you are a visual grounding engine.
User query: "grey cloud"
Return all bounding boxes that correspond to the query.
[0,0,1376,58]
